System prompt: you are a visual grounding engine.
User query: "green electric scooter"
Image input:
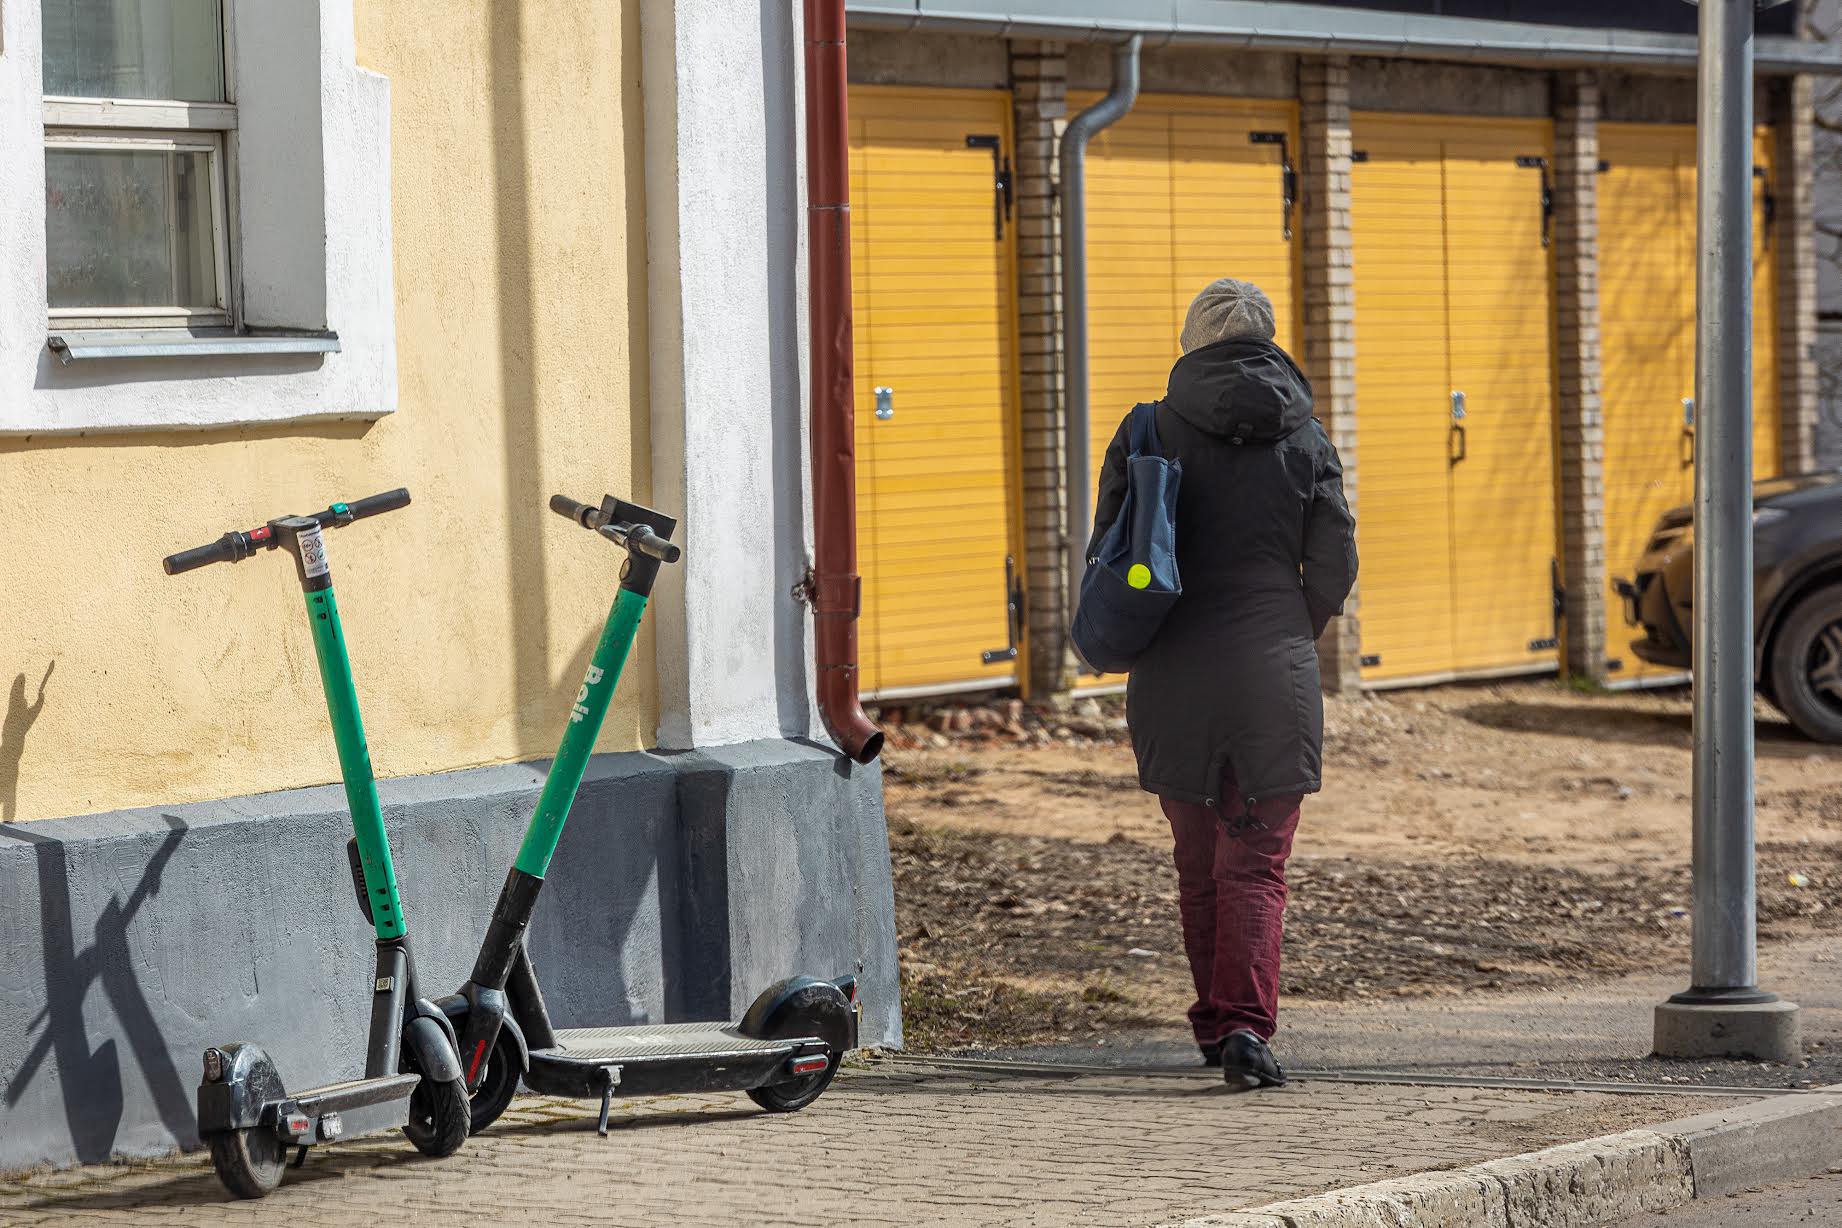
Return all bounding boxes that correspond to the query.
[442,493,859,1135]
[163,490,469,1197]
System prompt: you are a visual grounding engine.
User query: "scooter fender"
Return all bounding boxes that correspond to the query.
[435,988,530,1084]
[196,1041,289,1135]
[738,976,854,1059]
[401,1015,463,1085]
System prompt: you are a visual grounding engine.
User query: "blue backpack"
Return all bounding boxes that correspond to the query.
[1071,403,1182,674]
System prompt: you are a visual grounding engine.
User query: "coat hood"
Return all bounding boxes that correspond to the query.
[1165,337,1314,444]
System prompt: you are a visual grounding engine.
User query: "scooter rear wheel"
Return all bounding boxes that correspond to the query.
[402,1076,470,1157]
[209,1128,287,1199]
[746,1056,839,1114]
[467,1029,522,1135]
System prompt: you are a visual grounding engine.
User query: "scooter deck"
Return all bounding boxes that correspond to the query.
[521,1023,818,1100]
[280,1072,419,1145]
[293,1073,421,1116]
[553,1022,789,1061]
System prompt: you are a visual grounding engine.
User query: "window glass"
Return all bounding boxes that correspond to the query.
[41,0,225,102]
[45,147,218,310]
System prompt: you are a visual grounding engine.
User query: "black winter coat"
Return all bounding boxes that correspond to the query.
[1089,337,1357,809]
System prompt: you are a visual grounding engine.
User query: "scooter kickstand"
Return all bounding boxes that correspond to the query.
[596,1065,622,1137]
[291,1145,309,1169]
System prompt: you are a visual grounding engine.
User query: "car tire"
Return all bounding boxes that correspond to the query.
[1768,584,1842,744]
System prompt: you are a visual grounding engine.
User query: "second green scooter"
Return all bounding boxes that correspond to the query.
[441,493,859,1135]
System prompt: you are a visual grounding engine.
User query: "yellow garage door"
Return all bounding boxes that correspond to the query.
[849,87,1025,698]
[1076,94,1300,681]
[1351,114,1560,684]
[1597,123,1782,679]
[1081,94,1302,485]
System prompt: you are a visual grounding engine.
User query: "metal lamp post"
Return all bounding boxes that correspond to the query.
[1654,0,1801,1063]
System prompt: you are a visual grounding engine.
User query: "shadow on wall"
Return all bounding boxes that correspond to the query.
[761,0,814,740]
[0,662,55,821]
[0,814,191,1164]
[489,0,555,748]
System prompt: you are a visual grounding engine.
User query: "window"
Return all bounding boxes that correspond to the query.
[41,0,234,328]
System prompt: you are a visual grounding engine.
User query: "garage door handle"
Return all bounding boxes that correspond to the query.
[1681,398,1695,468]
[1449,391,1467,465]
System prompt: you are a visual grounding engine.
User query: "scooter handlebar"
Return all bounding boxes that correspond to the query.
[549,493,682,564]
[548,493,596,526]
[162,487,412,576]
[162,533,248,575]
[341,487,412,522]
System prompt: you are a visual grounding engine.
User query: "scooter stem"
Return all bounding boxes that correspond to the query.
[276,517,407,941]
[516,586,648,880]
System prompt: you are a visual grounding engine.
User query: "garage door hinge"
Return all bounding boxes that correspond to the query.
[965,134,1013,241]
[1515,156,1554,247]
[1754,164,1776,246]
[980,555,1026,665]
[1250,132,1298,240]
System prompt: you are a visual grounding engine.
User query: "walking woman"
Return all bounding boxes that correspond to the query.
[1089,278,1357,1090]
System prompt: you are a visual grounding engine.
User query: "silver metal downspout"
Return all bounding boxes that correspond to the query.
[1061,35,1140,657]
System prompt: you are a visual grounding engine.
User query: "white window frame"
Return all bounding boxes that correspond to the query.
[40,6,238,331]
[2,0,399,434]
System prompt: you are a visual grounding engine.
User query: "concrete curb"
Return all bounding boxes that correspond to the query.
[1173,1090,1842,1228]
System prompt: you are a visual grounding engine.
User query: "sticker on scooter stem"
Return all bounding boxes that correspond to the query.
[569,664,605,723]
[299,525,329,578]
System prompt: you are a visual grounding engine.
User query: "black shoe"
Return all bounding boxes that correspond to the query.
[1219,1029,1286,1091]
[1199,1041,1222,1068]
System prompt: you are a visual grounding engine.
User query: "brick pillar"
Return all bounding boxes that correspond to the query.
[1010,39,1071,697]
[1298,56,1363,694]
[1775,76,1821,474]
[1553,71,1609,682]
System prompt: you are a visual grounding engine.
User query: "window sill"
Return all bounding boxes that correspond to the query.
[46,328,341,365]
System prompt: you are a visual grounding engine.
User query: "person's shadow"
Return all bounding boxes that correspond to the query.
[0,662,54,820]
[1,813,194,1162]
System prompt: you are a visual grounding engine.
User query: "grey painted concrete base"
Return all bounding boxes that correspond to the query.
[0,738,898,1174]
[1653,999,1803,1064]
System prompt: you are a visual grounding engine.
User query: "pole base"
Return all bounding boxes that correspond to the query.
[1653,996,1801,1063]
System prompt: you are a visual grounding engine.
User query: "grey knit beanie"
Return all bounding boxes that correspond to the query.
[1179,278,1277,353]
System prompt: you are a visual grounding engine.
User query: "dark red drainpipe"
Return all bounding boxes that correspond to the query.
[803,0,884,765]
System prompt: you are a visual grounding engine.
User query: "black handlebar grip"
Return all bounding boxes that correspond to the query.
[627,527,682,564]
[344,487,412,521]
[162,534,235,576]
[549,494,596,526]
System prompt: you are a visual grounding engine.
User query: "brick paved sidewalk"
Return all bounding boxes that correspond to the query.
[0,1062,1741,1228]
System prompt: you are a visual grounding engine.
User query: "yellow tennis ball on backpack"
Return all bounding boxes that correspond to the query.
[1127,563,1152,590]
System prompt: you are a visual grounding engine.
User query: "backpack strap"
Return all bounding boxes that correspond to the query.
[1126,402,1164,459]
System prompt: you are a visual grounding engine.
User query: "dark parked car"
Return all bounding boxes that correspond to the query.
[1619,472,1842,743]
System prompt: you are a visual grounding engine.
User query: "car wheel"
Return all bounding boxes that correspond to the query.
[1768,584,1842,744]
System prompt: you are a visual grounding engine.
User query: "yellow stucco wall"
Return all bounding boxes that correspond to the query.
[0,0,653,823]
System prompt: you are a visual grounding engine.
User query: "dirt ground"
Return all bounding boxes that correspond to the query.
[883,682,1842,1052]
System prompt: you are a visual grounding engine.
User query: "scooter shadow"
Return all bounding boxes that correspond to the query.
[12,1146,432,1214]
[486,1103,765,1137]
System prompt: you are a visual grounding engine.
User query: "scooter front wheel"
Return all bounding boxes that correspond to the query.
[209,1128,287,1199]
[402,1076,470,1157]
[467,1029,522,1135]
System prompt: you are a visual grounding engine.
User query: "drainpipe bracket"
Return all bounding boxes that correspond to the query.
[809,570,862,619]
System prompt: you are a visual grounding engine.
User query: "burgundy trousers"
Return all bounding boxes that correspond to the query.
[1159,776,1303,1046]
